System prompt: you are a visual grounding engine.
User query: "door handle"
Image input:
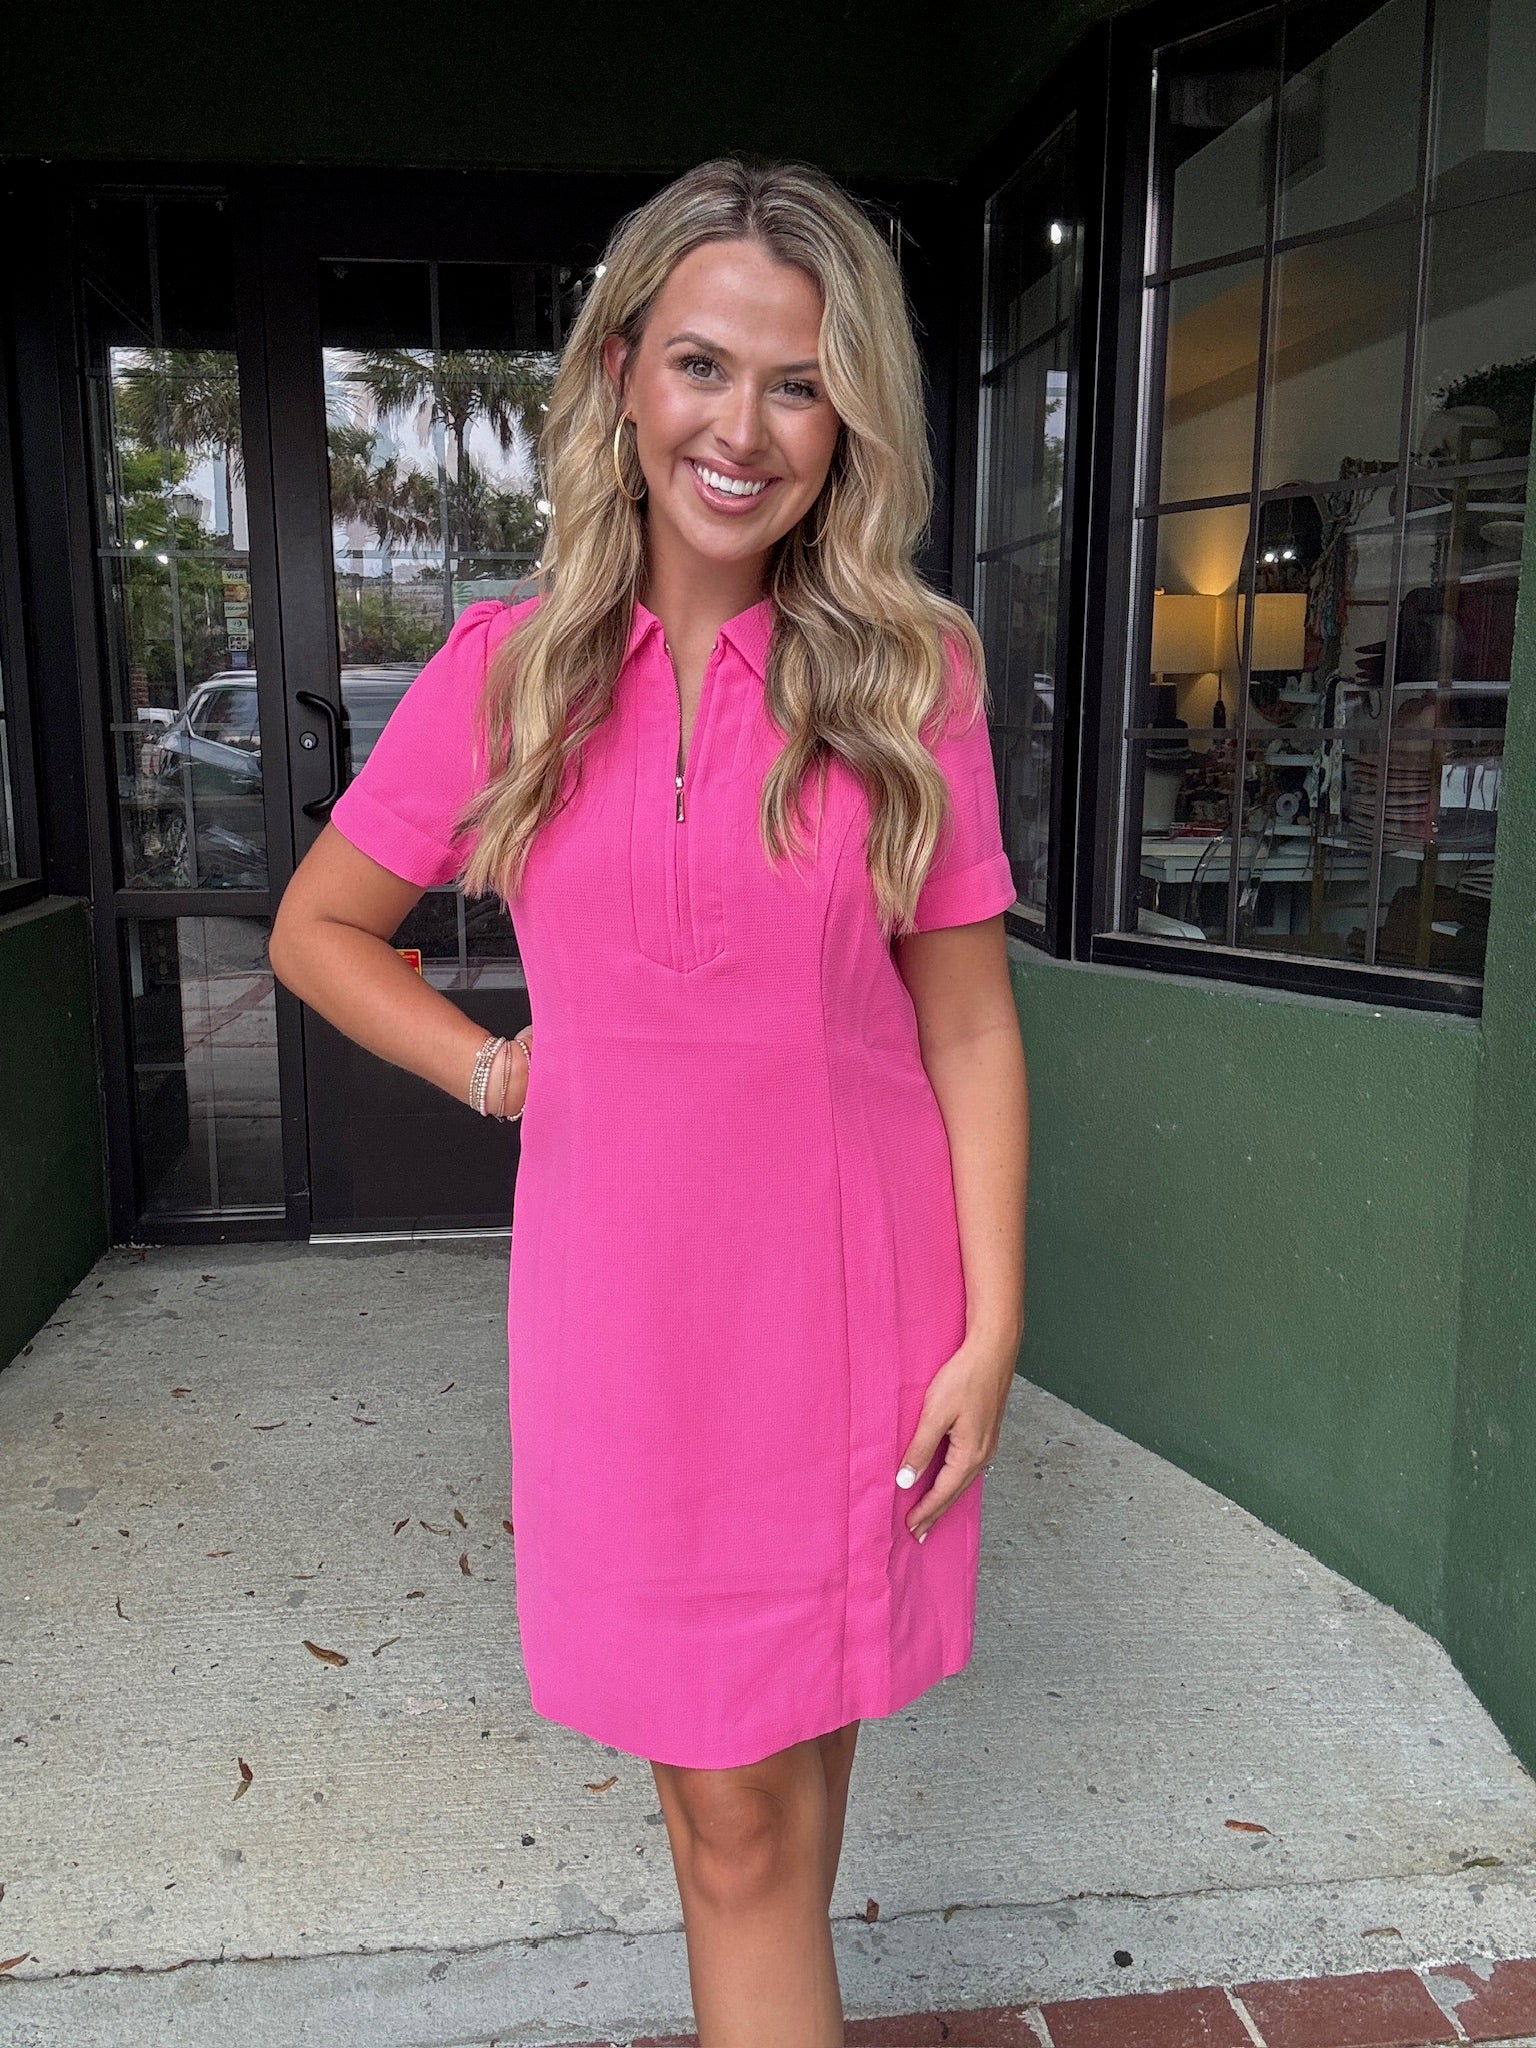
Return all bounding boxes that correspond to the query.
[294,691,343,819]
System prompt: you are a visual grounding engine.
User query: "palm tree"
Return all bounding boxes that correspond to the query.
[113,348,243,538]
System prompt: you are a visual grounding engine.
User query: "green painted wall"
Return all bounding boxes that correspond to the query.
[1008,952,1478,1638]
[0,899,109,1372]
[1443,451,1536,1760]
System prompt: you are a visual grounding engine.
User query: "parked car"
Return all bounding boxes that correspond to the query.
[135,664,421,888]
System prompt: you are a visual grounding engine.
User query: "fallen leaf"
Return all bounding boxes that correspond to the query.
[585,1774,618,1793]
[115,1596,126,1619]
[233,1759,253,1802]
[1461,1853,1504,1868]
[350,1415,378,1427]
[420,1521,450,1535]
[406,1589,426,1600]
[1224,1819,1270,1834]
[392,1519,410,1536]
[0,1955,30,1973]
[302,1639,348,1667]
[1362,1925,1402,1937]
[206,1549,232,1559]
[372,1635,401,1657]
[502,1519,514,1537]
[439,1382,455,1394]
[458,1553,472,1576]
[171,1387,191,1397]
[252,1421,287,1432]
[863,1897,879,1922]
[453,1509,468,1529]
[942,1903,962,1922]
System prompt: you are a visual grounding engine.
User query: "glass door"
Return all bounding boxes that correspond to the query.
[258,176,640,1235]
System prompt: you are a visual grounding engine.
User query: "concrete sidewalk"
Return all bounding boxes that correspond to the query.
[2,1239,1534,2048]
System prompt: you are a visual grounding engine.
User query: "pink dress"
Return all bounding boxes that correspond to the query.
[329,591,1016,1770]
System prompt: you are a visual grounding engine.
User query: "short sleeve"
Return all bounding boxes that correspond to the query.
[328,599,518,887]
[909,635,1017,933]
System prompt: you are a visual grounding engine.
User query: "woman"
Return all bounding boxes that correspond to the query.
[269,156,1028,2045]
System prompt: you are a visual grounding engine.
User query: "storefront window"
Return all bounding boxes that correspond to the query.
[1112,0,1533,989]
[974,117,1079,931]
[79,192,260,894]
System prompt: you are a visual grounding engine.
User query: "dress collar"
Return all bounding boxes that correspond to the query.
[625,593,776,680]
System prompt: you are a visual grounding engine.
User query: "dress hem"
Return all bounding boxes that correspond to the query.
[522,1636,977,1772]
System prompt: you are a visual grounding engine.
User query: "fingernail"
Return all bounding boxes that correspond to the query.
[896,1466,917,1488]
[916,1529,928,1544]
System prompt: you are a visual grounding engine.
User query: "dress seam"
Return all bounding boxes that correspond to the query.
[817,802,865,1732]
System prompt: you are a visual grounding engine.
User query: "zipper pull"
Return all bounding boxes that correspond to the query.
[675,770,685,822]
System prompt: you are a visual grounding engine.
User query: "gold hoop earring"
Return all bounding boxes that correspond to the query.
[612,413,646,503]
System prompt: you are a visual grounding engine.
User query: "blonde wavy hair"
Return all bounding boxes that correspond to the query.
[455,154,992,938]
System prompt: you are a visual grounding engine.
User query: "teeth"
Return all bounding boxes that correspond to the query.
[694,462,769,498]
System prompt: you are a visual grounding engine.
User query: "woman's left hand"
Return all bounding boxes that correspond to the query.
[896,1330,1018,1541]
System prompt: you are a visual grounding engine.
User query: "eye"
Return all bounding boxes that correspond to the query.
[780,378,820,402]
[677,352,718,380]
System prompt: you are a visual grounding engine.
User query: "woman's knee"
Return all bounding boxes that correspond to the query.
[655,1748,824,1909]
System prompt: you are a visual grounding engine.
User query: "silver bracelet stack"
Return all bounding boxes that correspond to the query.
[469,1030,531,1122]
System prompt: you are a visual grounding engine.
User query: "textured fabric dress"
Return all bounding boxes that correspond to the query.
[328,591,1017,1770]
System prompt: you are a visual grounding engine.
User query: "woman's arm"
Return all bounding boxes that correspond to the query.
[890,911,1028,1539]
[268,822,527,1117]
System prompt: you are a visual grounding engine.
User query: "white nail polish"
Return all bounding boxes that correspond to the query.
[896,1466,917,1488]
[916,1529,928,1543]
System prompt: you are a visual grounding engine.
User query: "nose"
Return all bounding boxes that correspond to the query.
[712,378,771,462]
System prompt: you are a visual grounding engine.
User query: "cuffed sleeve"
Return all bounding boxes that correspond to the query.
[909,635,1017,932]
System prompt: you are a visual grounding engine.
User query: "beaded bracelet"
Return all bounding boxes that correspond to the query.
[469,1030,531,1122]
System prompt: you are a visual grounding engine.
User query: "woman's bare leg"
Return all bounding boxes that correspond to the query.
[815,1719,862,1910]
[652,1733,846,2047]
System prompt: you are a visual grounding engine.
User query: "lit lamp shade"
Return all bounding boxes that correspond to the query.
[1237,592,1308,671]
[1151,591,1221,674]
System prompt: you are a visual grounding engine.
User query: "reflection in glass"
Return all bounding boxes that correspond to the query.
[1129,486,1401,957]
[321,257,581,670]
[1262,219,1417,486]
[975,119,1077,925]
[1431,0,1536,211]
[1152,261,1263,505]
[1276,0,1423,243]
[1158,16,1280,273]
[1353,469,1520,976]
[1412,194,1536,469]
[125,915,283,1215]
[79,193,260,891]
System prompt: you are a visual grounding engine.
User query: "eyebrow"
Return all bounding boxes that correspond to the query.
[662,330,821,376]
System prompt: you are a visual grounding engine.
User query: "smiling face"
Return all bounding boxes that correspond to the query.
[602,237,843,574]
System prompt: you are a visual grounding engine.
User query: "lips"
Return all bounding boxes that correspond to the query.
[686,457,779,513]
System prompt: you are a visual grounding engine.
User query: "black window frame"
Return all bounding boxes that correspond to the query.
[0,284,45,914]
[964,0,1513,1018]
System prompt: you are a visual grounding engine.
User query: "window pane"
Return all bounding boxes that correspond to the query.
[1362,467,1520,976]
[321,256,575,678]
[1124,486,1399,956]
[975,119,1080,926]
[1276,0,1424,243]
[1150,260,1263,505]
[1156,15,1281,274]
[1431,0,1536,211]
[78,194,261,892]
[1412,191,1536,471]
[125,915,282,1215]
[1262,218,1417,487]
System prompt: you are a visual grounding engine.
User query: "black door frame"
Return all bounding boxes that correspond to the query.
[6,155,971,1243]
